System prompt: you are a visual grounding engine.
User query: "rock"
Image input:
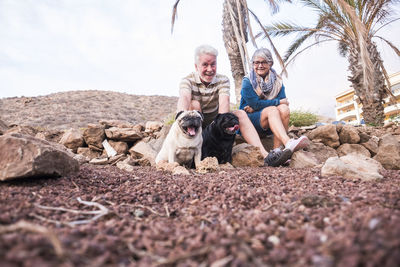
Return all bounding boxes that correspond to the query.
[0,119,9,135]
[321,154,383,181]
[102,139,117,157]
[172,166,191,175]
[76,147,102,160]
[361,136,379,156]
[338,125,360,144]
[5,125,38,136]
[73,154,89,165]
[116,158,135,172]
[99,119,135,129]
[304,142,338,164]
[231,143,264,167]
[129,140,157,166]
[358,132,371,143]
[289,151,320,168]
[34,129,64,143]
[59,128,84,152]
[145,121,163,132]
[105,127,144,142]
[83,124,105,151]
[0,133,79,181]
[108,140,129,155]
[156,160,189,174]
[308,125,340,148]
[196,157,219,173]
[336,144,371,158]
[89,158,109,165]
[373,133,400,170]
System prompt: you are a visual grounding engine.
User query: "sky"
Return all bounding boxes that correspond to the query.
[1,0,399,118]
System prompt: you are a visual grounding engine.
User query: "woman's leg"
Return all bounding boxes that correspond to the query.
[232,110,269,158]
[260,106,290,149]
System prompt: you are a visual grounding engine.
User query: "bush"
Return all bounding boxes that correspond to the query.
[289,109,318,127]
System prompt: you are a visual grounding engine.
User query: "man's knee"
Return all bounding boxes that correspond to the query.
[232,109,247,121]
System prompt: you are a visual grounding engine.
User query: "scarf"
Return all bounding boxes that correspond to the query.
[246,68,282,100]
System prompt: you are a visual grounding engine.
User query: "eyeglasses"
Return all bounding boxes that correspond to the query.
[253,61,269,66]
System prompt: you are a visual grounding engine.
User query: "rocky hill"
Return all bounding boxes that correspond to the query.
[0,90,178,130]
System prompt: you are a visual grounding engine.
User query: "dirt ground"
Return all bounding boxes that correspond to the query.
[1,164,399,266]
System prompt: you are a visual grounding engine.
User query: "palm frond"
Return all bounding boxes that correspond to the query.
[338,40,349,57]
[240,0,257,47]
[371,18,400,36]
[171,0,181,34]
[374,35,400,57]
[283,39,335,70]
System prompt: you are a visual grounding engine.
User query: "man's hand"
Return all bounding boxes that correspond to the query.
[244,105,254,113]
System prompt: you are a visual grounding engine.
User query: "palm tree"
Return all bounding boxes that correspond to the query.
[264,0,400,125]
[171,0,290,104]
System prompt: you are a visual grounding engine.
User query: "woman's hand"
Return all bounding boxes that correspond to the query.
[280,98,289,106]
[244,105,255,113]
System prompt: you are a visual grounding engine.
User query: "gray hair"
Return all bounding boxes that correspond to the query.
[194,45,218,64]
[251,48,273,66]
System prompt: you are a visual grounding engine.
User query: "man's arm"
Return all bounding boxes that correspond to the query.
[177,88,192,111]
[218,94,230,113]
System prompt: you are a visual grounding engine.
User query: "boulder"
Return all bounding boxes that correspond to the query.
[321,154,383,181]
[145,121,163,132]
[116,158,135,172]
[105,127,144,142]
[0,133,79,181]
[373,133,400,170]
[0,119,9,135]
[231,143,264,167]
[99,119,135,129]
[34,129,64,143]
[338,125,360,144]
[196,157,219,173]
[336,144,371,158]
[129,140,157,166]
[108,140,129,155]
[83,124,105,151]
[361,136,379,156]
[5,125,38,136]
[156,160,190,175]
[76,147,102,160]
[308,125,340,148]
[59,128,84,152]
[304,142,338,164]
[289,151,320,169]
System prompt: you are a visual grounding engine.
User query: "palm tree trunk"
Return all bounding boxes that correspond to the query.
[222,0,247,105]
[348,41,386,125]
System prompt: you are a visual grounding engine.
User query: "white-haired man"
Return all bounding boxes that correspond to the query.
[177,44,292,167]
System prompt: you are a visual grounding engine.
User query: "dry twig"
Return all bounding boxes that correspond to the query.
[0,221,64,257]
[34,197,109,227]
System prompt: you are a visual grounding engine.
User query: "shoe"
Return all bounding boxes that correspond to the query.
[264,148,293,167]
[285,136,310,152]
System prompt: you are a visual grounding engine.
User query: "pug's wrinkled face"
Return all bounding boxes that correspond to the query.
[176,111,203,138]
[216,113,239,135]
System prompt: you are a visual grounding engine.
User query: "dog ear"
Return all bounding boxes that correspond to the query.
[175,111,184,121]
[195,110,204,121]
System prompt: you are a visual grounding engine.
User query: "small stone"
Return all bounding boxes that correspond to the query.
[267,235,280,246]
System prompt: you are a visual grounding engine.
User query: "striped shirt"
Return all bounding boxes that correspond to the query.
[179,72,230,114]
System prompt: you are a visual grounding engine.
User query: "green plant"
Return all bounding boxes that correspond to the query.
[289,109,318,127]
[164,112,176,126]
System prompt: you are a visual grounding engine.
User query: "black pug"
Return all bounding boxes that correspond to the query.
[201,112,239,164]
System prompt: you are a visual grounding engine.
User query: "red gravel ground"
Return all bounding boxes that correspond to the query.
[1,164,399,266]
